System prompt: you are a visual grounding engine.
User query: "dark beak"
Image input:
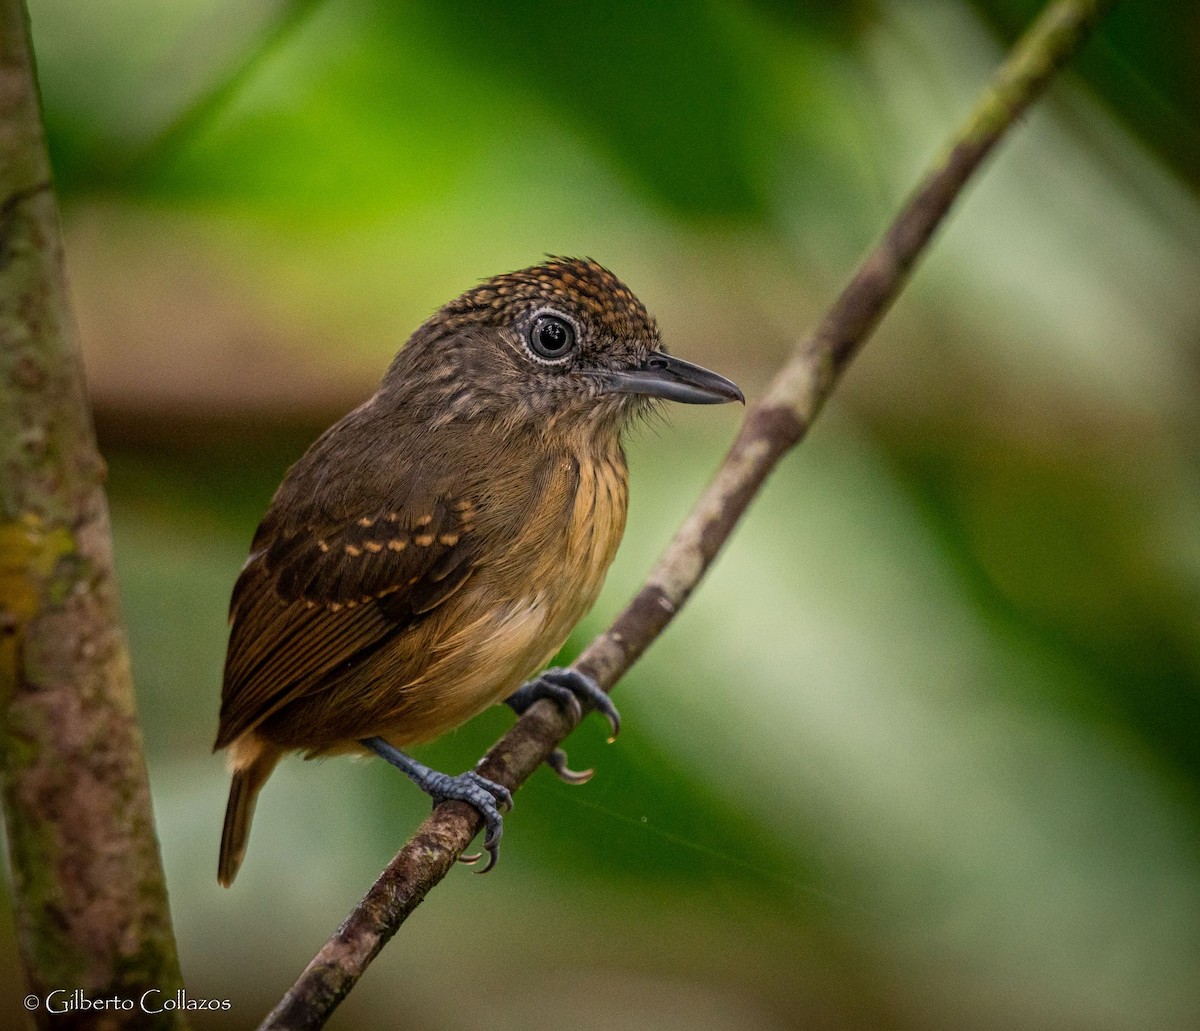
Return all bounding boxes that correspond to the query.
[591,352,744,405]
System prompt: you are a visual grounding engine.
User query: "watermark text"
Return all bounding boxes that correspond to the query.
[24,988,232,1015]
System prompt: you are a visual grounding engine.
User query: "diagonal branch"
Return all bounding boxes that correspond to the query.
[262,1,1115,1027]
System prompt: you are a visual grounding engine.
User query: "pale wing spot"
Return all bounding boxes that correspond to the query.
[240,547,267,573]
[387,539,407,552]
[317,540,330,553]
[414,533,434,547]
[345,544,362,557]
[415,514,433,528]
[438,533,459,547]
[363,541,383,553]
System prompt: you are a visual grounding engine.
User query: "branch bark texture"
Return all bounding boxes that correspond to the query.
[0,3,185,1026]
[264,1,1114,1027]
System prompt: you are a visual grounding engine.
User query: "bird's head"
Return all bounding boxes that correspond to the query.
[384,257,742,434]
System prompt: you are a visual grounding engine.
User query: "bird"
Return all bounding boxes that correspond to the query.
[214,257,742,885]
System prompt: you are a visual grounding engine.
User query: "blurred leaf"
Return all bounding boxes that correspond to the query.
[879,415,1200,801]
[393,0,776,218]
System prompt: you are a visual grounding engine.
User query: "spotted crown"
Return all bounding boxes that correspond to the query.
[429,257,660,345]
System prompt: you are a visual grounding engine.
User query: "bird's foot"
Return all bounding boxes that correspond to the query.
[361,736,512,873]
[505,668,620,784]
[507,668,620,737]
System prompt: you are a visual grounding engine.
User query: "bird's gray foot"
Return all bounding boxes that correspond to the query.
[361,736,512,873]
[505,668,620,784]
[507,668,620,737]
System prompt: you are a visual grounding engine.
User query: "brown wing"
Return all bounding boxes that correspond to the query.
[214,495,479,750]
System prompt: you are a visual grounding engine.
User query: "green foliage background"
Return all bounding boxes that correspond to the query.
[4,1,1199,1027]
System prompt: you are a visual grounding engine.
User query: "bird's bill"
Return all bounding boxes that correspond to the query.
[591,353,744,405]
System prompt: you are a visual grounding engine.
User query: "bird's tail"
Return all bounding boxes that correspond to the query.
[218,741,279,887]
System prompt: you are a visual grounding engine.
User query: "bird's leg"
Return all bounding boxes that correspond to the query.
[361,736,512,873]
[505,668,621,785]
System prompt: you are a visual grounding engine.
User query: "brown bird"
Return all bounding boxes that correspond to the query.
[214,257,742,885]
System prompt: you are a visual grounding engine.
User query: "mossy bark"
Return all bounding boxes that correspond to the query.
[0,2,185,1027]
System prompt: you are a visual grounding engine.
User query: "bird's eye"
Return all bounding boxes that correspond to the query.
[527,314,576,361]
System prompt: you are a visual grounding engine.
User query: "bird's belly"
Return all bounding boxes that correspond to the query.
[289,449,627,753]
[373,588,584,747]
[377,451,625,746]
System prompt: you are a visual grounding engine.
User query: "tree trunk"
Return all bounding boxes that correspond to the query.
[0,2,185,1027]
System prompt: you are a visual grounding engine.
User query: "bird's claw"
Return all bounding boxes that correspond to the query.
[507,668,621,741]
[362,738,514,873]
[546,747,594,785]
[427,769,512,874]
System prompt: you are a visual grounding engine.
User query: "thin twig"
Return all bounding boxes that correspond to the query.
[262,2,1114,1027]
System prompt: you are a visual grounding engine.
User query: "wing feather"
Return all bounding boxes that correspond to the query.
[215,494,479,749]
